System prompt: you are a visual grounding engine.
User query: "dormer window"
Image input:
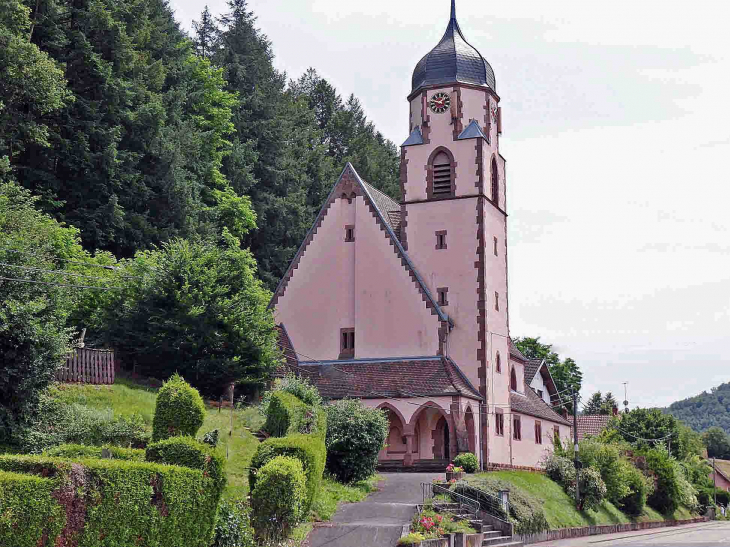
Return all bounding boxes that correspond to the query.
[428,148,455,199]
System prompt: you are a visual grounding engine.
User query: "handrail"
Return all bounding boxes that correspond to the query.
[452,482,510,521]
[421,482,480,519]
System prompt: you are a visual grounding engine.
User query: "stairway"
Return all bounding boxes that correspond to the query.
[431,503,522,547]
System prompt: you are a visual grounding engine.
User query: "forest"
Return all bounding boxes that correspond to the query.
[0,0,400,289]
[666,382,730,436]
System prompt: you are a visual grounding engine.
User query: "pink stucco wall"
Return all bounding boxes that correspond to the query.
[275,194,440,360]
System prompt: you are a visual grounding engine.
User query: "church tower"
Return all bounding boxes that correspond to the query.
[400,0,509,466]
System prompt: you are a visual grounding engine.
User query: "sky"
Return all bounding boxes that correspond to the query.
[171,0,730,409]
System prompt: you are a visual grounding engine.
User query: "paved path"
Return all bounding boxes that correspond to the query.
[535,521,730,547]
[306,473,441,547]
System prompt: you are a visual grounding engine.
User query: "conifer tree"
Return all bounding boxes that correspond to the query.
[193,6,219,60]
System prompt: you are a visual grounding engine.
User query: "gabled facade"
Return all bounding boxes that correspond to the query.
[271,0,571,470]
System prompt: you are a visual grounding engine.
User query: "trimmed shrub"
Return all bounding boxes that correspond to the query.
[249,433,326,514]
[145,436,226,492]
[264,391,311,437]
[569,467,607,511]
[0,454,222,546]
[453,452,479,473]
[0,470,65,547]
[45,443,145,461]
[152,373,206,442]
[456,477,549,535]
[212,498,255,547]
[251,456,307,542]
[261,374,323,416]
[325,399,388,483]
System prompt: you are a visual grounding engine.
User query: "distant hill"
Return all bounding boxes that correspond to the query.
[665,382,730,434]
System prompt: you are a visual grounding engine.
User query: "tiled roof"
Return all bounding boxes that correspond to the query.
[297,356,482,401]
[274,324,299,378]
[576,415,612,441]
[511,383,571,426]
[509,338,529,363]
[361,180,402,239]
[712,459,730,483]
[402,126,424,147]
[457,120,488,140]
[524,360,541,385]
[411,1,496,94]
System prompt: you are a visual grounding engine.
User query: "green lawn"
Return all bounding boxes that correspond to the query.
[470,471,696,530]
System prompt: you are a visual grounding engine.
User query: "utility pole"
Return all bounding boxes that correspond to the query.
[713,458,718,507]
[573,390,580,507]
[622,382,629,414]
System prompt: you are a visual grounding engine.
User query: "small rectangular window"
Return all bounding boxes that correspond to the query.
[435,230,447,250]
[345,225,355,242]
[513,416,522,440]
[494,237,498,256]
[495,411,504,436]
[554,426,560,441]
[537,389,543,399]
[535,421,542,444]
[437,287,448,306]
[494,291,499,311]
[339,328,355,358]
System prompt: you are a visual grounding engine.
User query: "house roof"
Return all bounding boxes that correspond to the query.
[297,356,482,401]
[402,126,424,147]
[711,459,730,484]
[361,180,402,240]
[509,338,529,363]
[576,415,612,441]
[274,324,299,378]
[511,383,572,426]
[269,163,451,327]
[524,360,541,385]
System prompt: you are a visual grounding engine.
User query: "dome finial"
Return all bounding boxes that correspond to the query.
[451,0,456,20]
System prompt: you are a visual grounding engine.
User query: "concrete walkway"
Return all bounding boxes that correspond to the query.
[306,473,441,547]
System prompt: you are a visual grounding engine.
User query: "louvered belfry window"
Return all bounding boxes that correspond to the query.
[431,151,453,197]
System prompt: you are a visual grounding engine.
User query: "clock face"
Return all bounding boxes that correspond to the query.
[429,92,451,114]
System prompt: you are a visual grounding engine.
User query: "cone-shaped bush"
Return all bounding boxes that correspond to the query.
[152,374,206,442]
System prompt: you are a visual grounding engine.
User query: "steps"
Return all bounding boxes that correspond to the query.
[376,459,449,473]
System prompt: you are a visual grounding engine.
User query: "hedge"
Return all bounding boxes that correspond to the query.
[251,456,307,541]
[45,443,145,461]
[0,454,223,547]
[0,470,64,547]
[249,433,326,514]
[152,374,206,442]
[145,436,226,492]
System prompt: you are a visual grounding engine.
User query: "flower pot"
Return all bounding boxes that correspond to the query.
[445,471,463,481]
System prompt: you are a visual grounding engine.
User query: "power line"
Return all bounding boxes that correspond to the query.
[0,275,121,291]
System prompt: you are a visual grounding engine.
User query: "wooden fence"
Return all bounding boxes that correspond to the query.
[56,348,115,384]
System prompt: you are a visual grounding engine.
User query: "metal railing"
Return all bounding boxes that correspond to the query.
[451,483,510,521]
[421,482,480,520]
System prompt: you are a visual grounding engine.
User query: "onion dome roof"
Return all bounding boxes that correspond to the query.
[411,0,496,94]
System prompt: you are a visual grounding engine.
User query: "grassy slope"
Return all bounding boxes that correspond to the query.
[52,377,261,499]
[476,471,694,530]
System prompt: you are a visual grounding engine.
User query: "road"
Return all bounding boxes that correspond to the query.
[538,521,730,547]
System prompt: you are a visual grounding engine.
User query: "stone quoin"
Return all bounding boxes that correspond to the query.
[270,0,572,470]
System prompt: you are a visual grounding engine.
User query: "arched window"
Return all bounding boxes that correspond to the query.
[428,148,454,199]
[510,367,517,391]
[495,353,501,373]
[491,157,499,205]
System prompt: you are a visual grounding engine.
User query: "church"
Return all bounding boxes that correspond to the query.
[271,0,572,471]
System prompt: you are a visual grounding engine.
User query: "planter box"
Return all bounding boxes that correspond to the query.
[419,534,452,547]
[445,471,463,481]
